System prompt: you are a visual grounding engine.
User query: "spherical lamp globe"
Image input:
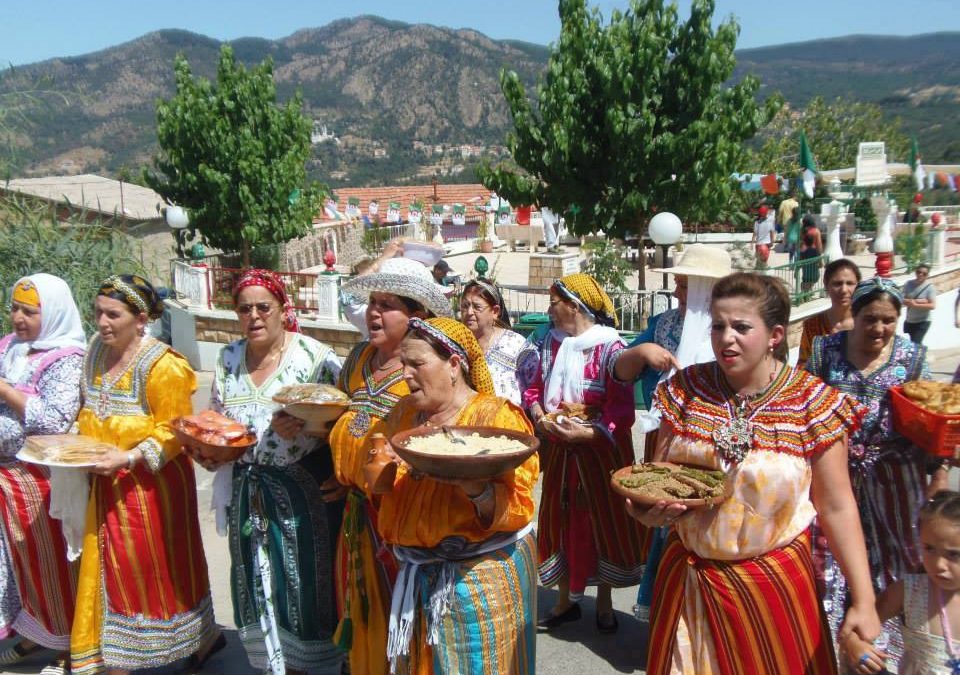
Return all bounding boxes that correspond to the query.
[648,212,683,245]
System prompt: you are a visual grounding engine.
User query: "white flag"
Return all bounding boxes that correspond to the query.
[802,168,816,199]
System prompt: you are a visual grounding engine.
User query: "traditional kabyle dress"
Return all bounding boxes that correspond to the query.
[377,394,539,675]
[525,333,647,594]
[647,362,864,675]
[329,342,407,675]
[212,333,344,675]
[807,332,930,668]
[0,334,82,649]
[72,336,218,674]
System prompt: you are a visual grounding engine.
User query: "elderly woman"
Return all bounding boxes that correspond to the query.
[200,269,343,675]
[459,279,527,404]
[524,273,643,634]
[632,273,879,674]
[330,258,452,675]
[0,274,84,673]
[73,275,220,675]
[797,258,862,367]
[807,277,941,668]
[376,317,538,674]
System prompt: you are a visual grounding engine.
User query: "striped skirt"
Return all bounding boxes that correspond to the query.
[333,489,398,675]
[399,532,537,675]
[71,453,217,674]
[537,435,648,591]
[0,462,77,649]
[647,531,836,675]
[229,451,344,674]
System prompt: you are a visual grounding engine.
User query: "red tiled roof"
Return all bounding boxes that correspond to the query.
[332,184,494,221]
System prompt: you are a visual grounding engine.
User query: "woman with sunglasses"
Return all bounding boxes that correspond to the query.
[459,279,527,405]
[199,269,344,675]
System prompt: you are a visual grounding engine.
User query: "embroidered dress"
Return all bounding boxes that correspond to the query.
[523,334,647,593]
[807,332,930,668]
[212,333,344,674]
[901,574,960,675]
[647,363,864,675]
[72,336,218,674]
[0,337,82,648]
[376,394,539,675]
[484,329,527,405]
[329,342,407,675]
[798,311,832,366]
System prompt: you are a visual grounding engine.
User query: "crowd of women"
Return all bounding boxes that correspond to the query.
[0,240,955,674]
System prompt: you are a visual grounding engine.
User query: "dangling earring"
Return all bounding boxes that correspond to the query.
[138,325,146,337]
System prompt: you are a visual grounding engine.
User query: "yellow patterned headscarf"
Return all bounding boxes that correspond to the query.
[553,273,619,328]
[12,279,41,307]
[407,317,495,395]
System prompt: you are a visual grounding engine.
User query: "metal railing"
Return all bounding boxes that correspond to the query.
[762,255,827,305]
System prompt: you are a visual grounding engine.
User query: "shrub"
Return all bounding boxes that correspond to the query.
[0,196,145,335]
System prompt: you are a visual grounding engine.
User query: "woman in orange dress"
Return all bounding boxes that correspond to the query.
[376,317,538,674]
[330,259,453,675]
[797,259,861,367]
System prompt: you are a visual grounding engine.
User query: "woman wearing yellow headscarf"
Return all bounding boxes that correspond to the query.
[523,273,645,634]
[376,317,538,675]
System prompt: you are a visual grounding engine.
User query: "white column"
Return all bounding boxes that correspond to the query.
[822,200,844,263]
[316,273,341,323]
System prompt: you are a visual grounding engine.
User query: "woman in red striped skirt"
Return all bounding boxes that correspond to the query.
[629,273,880,674]
[0,274,85,674]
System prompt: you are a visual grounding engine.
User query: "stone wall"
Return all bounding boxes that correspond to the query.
[280,221,366,272]
[193,314,362,358]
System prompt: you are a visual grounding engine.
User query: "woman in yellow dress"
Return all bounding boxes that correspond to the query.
[377,317,539,675]
[71,275,222,675]
[330,258,453,675]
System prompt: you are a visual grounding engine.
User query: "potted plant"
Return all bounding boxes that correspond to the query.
[477,213,494,253]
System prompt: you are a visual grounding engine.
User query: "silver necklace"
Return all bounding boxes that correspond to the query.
[712,365,782,465]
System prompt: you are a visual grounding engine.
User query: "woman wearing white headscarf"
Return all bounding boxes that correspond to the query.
[0,274,85,674]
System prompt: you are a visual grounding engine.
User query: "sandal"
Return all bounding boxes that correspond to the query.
[0,639,44,665]
[185,632,227,672]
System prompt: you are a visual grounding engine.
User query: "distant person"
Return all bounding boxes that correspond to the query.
[541,205,562,253]
[902,264,936,344]
[785,207,802,262]
[798,232,822,294]
[778,191,800,238]
[432,259,452,285]
[753,205,775,265]
[802,214,824,255]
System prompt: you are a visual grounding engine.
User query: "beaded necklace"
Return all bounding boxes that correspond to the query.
[712,362,785,465]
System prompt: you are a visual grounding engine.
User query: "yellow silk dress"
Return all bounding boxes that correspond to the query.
[71,336,217,674]
[377,393,539,675]
[329,342,409,675]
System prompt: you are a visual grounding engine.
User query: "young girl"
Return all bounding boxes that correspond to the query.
[844,490,960,674]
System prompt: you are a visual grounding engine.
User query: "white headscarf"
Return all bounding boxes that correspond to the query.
[1,273,86,382]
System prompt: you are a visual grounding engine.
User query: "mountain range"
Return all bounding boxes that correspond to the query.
[2,16,958,187]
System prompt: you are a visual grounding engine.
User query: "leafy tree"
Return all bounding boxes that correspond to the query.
[145,46,326,266]
[751,96,909,175]
[480,0,779,286]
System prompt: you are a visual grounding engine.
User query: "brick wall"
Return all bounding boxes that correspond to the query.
[280,221,366,272]
[193,315,362,358]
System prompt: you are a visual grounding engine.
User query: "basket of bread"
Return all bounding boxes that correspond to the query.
[610,462,732,509]
[272,383,350,434]
[172,410,257,463]
[890,381,960,458]
[390,426,540,480]
[541,402,601,426]
[17,434,119,468]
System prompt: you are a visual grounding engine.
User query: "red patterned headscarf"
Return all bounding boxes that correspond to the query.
[232,269,300,332]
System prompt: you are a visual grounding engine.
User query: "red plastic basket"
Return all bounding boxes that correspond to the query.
[889,385,960,458]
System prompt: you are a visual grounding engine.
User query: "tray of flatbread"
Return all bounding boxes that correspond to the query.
[18,434,118,468]
[272,383,350,433]
[610,462,732,509]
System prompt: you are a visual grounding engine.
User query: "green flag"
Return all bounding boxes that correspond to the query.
[799,131,817,198]
[909,137,926,191]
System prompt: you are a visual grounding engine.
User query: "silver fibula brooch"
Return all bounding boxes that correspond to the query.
[712,417,753,465]
[348,409,371,438]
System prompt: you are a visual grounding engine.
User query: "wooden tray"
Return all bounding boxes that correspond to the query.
[610,462,732,509]
[281,401,349,434]
[390,426,539,480]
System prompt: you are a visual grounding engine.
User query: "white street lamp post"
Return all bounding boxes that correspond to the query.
[648,212,683,290]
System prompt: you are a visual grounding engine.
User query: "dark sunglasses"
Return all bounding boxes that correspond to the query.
[235,302,278,316]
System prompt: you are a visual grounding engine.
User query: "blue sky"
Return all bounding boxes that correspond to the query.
[1,0,958,66]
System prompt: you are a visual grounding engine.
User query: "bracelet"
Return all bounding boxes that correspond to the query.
[127,452,136,470]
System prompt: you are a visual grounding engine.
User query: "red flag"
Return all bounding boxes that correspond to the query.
[761,174,780,195]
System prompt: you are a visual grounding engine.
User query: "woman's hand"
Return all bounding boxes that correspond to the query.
[838,603,882,647]
[549,417,596,443]
[841,630,887,674]
[624,498,687,528]
[271,411,305,440]
[90,450,135,476]
[632,344,681,373]
[303,420,336,440]
[319,475,349,502]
